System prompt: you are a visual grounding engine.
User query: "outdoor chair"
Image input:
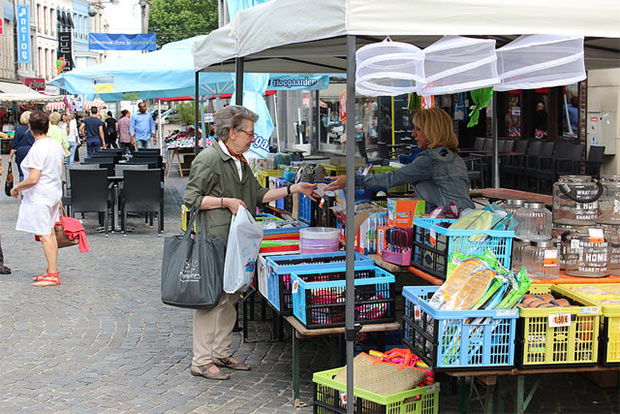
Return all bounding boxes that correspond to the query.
[585,146,606,179]
[91,153,122,164]
[524,142,555,189]
[134,149,161,156]
[503,141,540,189]
[463,154,485,189]
[534,142,572,193]
[84,156,116,165]
[69,168,113,236]
[556,143,585,177]
[129,155,162,168]
[115,164,150,177]
[120,169,164,234]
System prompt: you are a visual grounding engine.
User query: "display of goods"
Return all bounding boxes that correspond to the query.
[387,198,425,227]
[556,284,620,365]
[517,285,601,367]
[290,266,395,329]
[256,169,283,187]
[402,286,519,370]
[596,176,620,225]
[261,251,374,315]
[514,202,552,241]
[562,228,609,278]
[411,218,514,279]
[313,367,439,414]
[553,175,603,226]
[256,213,309,236]
[522,240,560,279]
[300,227,340,254]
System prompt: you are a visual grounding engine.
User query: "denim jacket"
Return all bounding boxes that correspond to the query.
[356,147,475,213]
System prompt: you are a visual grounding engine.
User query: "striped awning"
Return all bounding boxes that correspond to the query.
[46,101,65,111]
[83,98,107,110]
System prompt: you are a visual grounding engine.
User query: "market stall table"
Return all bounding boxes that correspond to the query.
[469,188,553,207]
[165,147,196,178]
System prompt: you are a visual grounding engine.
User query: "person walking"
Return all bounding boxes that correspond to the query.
[79,107,106,158]
[130,102,156,149]
[65,113,79,164]
[8,111,34,182]
[183,105,317,380]
[0,158,11,275]
[47,112,70,158]
[104,111,118,149]
[11,111,65,287]
[117,110,134,155]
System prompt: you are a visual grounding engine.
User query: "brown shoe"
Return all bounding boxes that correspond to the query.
[213,356,251,371]
[191,363,231,380]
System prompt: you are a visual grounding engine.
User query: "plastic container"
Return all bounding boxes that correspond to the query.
[514,202,552,241]
[411,218,514,279]
[522,239,560,279]
[313,368,440,414]
[402,286,518,371]
[261,251,374,315]
[517,284,601,368]
[290,266,395,329]
[553,175,603,226]
[300,227,340,254]
[511,238,530,272]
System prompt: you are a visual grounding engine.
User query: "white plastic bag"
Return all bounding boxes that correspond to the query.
[223,206,264,293]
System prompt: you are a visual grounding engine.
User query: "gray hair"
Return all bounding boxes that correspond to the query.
[214,105,258,142]
[19,111,31,125]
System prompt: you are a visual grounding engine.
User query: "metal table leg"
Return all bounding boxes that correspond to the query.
[292,326,301,407]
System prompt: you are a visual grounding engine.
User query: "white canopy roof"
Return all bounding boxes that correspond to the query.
[193,0,620,73]
[0,92,64,104]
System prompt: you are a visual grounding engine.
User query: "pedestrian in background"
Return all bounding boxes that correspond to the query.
[47,112,70,159]
[79,107,106,158]
[117,110,134,154]
[0,157,11,275]
[8,111,34,182]
[104,111,118,149]
[130,102,156,149]
[11,111,65,287]
[65,113,79,164]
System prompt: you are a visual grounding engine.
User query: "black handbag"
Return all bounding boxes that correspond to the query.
[4,162,13,197]
[161,209,226,309]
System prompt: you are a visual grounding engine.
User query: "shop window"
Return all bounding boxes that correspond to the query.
[562,84,579,137]
[534,89,549,139]
[505,91,522,138]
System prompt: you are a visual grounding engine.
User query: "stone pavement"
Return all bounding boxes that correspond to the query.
[0,153,618,413]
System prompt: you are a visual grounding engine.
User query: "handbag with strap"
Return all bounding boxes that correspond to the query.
[35,204,80,248]
[161,209,226,309]
[4,162,13,197]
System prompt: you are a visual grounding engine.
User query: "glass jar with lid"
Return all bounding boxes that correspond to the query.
[522,240,560,279]
[604,227,620,276]
[511,238,530,272]
[564,228,609,278]
[597,176,620,225]
[514,202,552,241]
[502,199,525,216]
[553,175,603,226]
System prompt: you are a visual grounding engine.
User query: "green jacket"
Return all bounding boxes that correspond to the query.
[183,141,269,243]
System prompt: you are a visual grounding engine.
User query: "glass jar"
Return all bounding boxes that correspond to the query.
[502,199,525,216]
[514,202,552,241]
[564,228,609,278]
[605,227,620,276]
[597,176,620,225]
[523,240,560,279]
[511,238,530,272]
[553,175,603,226]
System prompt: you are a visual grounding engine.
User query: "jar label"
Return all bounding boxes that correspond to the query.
[544,249,558,267]
[548,313,571,328]
[588,228,605,243]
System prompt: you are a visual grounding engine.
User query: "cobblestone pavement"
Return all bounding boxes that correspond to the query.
[0,154,618,413]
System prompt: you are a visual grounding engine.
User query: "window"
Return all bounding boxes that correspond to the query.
[44,48,48,80]
[50,49,55,79]
[50,8,54,36]
[43,6,48,34]
[38,47,43,77]
[36,4,41,32]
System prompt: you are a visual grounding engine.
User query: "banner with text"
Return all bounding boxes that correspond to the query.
[268,75,330,91]
[57,30,75,74]
[89,33,157,51]
[16,5,31,63]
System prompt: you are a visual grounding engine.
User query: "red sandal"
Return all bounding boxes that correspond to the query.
[32,272,60,287]
[33,270,51,281]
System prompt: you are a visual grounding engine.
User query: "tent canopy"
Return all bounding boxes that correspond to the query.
[0,92,64,104]
[193,0,620,73]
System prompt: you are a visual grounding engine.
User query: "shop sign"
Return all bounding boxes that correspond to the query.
[16,5,31,63]
[89,33,157,51]
[204,113,214,123]
[57,30,75,74]
[339,91,346,122]
[20,77,46,91]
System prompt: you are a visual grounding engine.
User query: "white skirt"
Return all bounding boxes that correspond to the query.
[16,201,60,236]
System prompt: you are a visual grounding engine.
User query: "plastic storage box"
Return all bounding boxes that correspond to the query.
[411,218,514,279]
[402,286,518,371]
[517,284,601,368]
[300,227,340,254]
[313,367,440,414]
[291,265,396,329]
[554,284,620,366]
[262,251,374,315]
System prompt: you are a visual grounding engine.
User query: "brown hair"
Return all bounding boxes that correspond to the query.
[29,111,49,135]
[413,107,459,152]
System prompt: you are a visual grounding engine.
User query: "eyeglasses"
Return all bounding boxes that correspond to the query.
[236,128,255,137]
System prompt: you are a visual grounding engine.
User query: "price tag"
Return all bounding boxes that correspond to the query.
[548,313,571,328]
[292,280,299,294]
[319,198,325,208]
[543,249,558,267]
[339,392,348,406]
[589,228,605,243]
[414,305,422,321]
[429,229,437,247]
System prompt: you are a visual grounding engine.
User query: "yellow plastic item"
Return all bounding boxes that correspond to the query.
[518,284,601,367]
[555,284,620,364]
[256,169,283,188]
[181,204,197,232]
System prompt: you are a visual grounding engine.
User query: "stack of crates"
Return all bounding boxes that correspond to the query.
[257,169,283,187]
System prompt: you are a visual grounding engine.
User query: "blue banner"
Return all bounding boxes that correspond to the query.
[89,33,157,51]
[16,5,31,63]
[268,75,330,90]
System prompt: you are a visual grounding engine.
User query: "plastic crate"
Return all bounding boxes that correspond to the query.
[256,169,283,187]
[371,166,409,194]
[402,286,518,371]
[517,284,601,368]
[274,177,288,211]
[554,284,620,366]
[411,218,514,279]
[263,252,374,315]
[291,265,395,329]
[313,367,440,414]
[322,164,365,176]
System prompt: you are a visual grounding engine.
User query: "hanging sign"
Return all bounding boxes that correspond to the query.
[268,75,330,91]
[204,113,214,123]
[16,5,31,63]
[89,33,157,51]
[339,91,347,122]
[57,30,75,74]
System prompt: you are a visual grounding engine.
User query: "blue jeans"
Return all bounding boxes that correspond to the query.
[67,141,77,164]
[87,140,101,158]
[137,139,149,149]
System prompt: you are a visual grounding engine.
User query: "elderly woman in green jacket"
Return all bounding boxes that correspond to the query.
[184,105,317,380]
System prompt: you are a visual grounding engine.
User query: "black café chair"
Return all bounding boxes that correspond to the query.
[120,169,164,234]
[525,141,555,190]
[69,168,113,236]
[84,156,116,165]
[504,141,541,189]
[585,146,606,179]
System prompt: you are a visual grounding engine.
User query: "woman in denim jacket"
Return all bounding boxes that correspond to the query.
[325,107,474,213]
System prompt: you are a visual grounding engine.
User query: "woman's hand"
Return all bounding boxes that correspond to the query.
[324,175,346,191]
[10,187,19,199]
[293,183,319,201]
[223,197,247,215]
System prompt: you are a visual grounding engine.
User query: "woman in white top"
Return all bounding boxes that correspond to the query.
[65,113,79,164]
[11,111,65,287]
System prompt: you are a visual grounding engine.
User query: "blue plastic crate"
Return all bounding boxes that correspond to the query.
[275,178,287,210]
[263,251,374,315]
[256,213,309,236]
[402,286,518,371]
[290,265,396,329]
[412,218,514,279]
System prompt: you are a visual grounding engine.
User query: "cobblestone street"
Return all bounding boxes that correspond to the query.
[0,154,618,413]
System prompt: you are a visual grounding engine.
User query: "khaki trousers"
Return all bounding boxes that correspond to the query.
[192,291,241,367]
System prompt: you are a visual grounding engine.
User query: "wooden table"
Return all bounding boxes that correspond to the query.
[165,147,195,177]
[285,315,400,407]
[469,188,552,207]
[531,271,620,284]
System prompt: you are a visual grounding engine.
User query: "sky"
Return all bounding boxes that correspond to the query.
[102,0,143,61]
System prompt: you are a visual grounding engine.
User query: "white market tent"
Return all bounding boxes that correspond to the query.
[0,92,64,104]
[192,0,620,408]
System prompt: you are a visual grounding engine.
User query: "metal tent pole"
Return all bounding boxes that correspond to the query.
[195,72,200,155]
[492,94,500,188]
[235,57,244,105]
[158,99,163,156]
[345,34,357,414]
[200,95,207,146]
